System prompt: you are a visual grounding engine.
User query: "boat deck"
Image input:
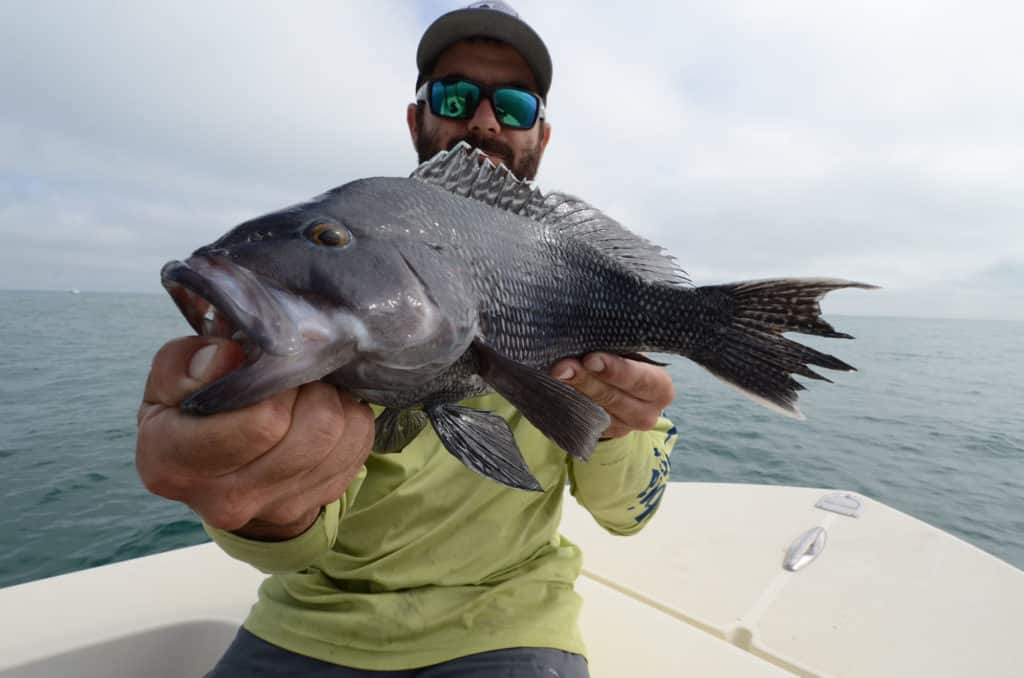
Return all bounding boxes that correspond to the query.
[2,483,1022,677]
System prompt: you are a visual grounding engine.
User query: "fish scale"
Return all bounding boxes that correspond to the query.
[161,143,875,491]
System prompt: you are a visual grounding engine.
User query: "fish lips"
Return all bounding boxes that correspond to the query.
[161,256,303,359]
[161,255,349,415]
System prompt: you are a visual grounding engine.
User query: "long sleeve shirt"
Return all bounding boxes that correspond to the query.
[205,391,677,671]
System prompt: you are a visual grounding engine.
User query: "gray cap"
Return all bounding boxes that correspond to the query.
[416,1,552,98]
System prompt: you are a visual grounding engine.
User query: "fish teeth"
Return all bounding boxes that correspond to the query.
[201,306,217,336]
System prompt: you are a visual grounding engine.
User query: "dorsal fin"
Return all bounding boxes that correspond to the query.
[410,142,690,287]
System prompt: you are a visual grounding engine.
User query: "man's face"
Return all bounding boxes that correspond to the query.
[407,40,551,180]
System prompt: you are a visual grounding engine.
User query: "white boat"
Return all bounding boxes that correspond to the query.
[2,483,1022,677]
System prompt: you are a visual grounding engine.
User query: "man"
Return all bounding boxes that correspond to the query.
[136,3,678,676]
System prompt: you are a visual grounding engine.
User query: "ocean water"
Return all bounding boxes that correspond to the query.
[0,289,1021,588]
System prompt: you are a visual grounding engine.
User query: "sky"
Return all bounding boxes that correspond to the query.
[1,0,1021,320]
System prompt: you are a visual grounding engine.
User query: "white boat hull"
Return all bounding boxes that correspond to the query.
[2,483,1022,677]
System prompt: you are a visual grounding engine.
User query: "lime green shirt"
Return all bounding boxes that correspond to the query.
[206,392,677,671]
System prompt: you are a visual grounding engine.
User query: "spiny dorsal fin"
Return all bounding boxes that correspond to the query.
[410,142,690,287]
[411,142,539,214]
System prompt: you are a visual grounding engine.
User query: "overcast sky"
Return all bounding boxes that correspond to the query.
[1,0,1021,320]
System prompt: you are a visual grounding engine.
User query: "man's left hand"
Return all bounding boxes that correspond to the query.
[551,353,675,439]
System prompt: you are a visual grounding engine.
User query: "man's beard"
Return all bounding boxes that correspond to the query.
[416,126,543,181]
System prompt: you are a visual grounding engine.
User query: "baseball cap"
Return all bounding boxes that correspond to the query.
[416,1,552,99]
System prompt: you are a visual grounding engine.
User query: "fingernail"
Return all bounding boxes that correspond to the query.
[583,355,605,373]
[188,344,219,380]
[555,366,575,381]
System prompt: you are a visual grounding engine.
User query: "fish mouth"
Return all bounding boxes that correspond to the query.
[161,256,356,414]
[162,256,304,360]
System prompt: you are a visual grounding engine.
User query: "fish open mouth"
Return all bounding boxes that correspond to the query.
[160,256,350,414]
[161,256,303,362]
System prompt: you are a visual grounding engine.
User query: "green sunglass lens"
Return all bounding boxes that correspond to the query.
[427,81,539,128]
[431,81,480,119]
[493,88,539,129]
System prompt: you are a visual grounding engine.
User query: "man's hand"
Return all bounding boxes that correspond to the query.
[136,337,374,541]
[551,353,675,439]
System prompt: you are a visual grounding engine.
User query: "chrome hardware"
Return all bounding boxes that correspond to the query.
[783,526,827,572]
[815,492,863,518]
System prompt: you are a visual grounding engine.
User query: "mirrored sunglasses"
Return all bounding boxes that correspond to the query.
[416,78,545,130]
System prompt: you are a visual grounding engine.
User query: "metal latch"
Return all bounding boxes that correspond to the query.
[783,526,827,572]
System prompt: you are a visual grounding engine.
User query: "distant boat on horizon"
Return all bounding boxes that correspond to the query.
[70,288,81,295]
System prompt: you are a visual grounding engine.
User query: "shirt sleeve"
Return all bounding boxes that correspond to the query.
[202,465,367,574]
[567,417,677,535]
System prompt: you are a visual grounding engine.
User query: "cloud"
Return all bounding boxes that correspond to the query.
[525,0,1024,319]
[1,0,1021,320]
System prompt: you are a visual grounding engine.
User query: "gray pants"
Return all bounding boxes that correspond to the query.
[206,628,589,677]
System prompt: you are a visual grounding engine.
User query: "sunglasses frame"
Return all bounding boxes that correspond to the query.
[416,77,546,130]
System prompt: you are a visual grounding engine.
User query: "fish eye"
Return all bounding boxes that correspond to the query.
[307,222,352,248]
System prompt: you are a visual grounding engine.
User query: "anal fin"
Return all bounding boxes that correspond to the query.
[473,340,610,461]
[427,403,542,492]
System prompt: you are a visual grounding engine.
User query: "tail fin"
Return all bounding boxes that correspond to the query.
[691,278,877,419]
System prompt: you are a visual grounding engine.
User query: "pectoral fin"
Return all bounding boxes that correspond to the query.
[427,403,542,492]
[473,340,610,462]
[373,408,429,453]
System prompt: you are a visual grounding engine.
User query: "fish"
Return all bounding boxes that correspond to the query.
[161,142,876,491]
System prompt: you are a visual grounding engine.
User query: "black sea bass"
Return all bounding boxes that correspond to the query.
[162,143,874,491]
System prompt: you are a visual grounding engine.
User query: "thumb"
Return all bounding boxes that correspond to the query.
[142,336,247,408]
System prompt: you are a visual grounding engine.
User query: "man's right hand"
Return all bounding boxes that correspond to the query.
[136,337,374,542]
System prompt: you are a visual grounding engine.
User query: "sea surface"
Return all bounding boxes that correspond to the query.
[0,289,1022,588]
